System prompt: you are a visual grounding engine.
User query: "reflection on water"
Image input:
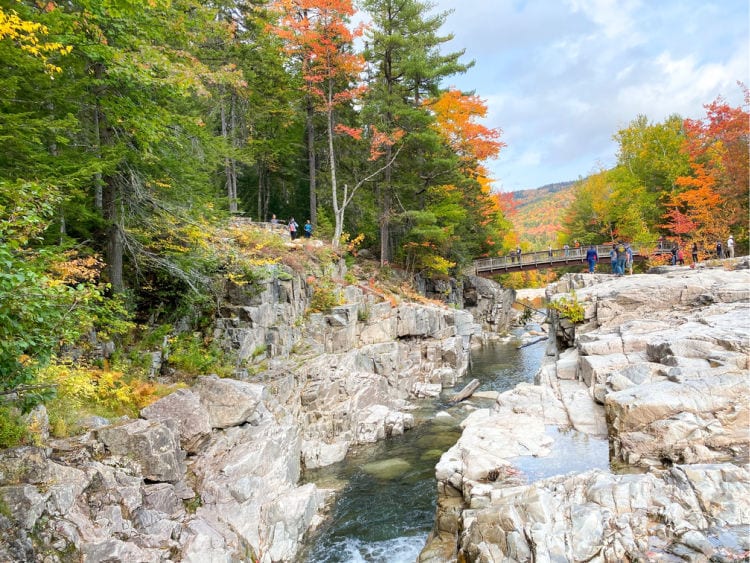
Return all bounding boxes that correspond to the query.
[302,338,610,562]
[467,338,547,394]
[513,426,610,481]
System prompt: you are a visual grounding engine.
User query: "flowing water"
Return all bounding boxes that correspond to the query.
[301,338,610,562]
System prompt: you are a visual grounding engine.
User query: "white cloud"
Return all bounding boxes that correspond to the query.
[429,0,749,190]
[565,0,643,41]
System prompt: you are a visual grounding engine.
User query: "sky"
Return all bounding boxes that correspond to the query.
[428,0,750,192]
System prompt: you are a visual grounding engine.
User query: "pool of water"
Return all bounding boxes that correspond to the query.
[301,338,608,562]
[301,418,461,563]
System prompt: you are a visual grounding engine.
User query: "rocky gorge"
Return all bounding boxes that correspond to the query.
[420,260,750,562]
[2,256,748,563]
[0,262,515,562]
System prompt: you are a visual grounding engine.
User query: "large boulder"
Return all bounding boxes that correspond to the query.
[97,419,186,483]
[462,275,516,334]
[194,375,269,429]
[140,388,212,452]
[457,464,750,562]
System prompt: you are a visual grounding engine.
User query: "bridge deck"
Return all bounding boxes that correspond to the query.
[473,244,664,275]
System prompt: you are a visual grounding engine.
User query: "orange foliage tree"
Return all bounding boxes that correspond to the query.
[272,0,402,247]
[669,88,749,247]
[428,88,508,258]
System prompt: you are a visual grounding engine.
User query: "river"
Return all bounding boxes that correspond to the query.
[300,337,609,562]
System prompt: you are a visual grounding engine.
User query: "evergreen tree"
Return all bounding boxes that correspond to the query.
[360,0,472,264]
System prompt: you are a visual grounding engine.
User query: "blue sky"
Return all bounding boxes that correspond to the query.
[430,0,749,192]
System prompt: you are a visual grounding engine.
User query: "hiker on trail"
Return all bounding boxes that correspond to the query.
[271,214,278,225]
[610,246,617,274]
[585,245,598,273]
[692,242,699,264]
[677,247,685,265]
[303,219,313,239]
[671,244,678,265]
[727,235,735,258]
[289,217,298,240]
[614,241,628,276]
[716,240,723,259]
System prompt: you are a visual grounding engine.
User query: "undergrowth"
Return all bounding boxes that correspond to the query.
[37,361,184,438]
[549,292,585,323]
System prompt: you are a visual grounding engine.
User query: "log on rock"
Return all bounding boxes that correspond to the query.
[449,379,480,404]
[517,335,548,349]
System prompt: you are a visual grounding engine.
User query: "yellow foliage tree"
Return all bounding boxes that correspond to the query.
[0,6,71,73]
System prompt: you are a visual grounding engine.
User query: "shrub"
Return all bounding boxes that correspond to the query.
[0,407,29,448]
[307,278,344,314]
[166,333,234,378]
[549,292,585,323]
[37,362,181,437]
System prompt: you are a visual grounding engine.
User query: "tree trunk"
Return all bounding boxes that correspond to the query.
[92,81,103,210]
[257,165,264,222]
[221,99,238,214]
[103,177,123,292]
[91,62,123,291]
[379,144,393,265]
[306,95,317,227]
[327,85,341,249]
[448,379,480,404]
[59,208,65,245]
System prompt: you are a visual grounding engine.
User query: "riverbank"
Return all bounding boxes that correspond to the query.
[421,260,750,561]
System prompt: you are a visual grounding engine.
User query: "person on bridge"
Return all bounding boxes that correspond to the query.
[614,241,628,276]
[625,243,633,274]
[585,245,598,273]
[610,246,617,273]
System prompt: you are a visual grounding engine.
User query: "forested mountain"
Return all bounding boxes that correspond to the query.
[509,181,577,249]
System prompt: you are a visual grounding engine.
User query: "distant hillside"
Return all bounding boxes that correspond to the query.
[510,181,577,248]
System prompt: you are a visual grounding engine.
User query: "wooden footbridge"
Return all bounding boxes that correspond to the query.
[473,244,661,276]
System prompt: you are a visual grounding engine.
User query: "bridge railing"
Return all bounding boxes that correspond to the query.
[474,244,648,273]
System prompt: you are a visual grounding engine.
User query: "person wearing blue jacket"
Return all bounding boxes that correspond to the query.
[585,245,598,273]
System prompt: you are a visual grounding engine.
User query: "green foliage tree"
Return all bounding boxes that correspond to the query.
[563,114,690,246]
[360,0,472,264]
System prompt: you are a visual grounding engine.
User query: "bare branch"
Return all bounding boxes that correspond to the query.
[342,143,404,209]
